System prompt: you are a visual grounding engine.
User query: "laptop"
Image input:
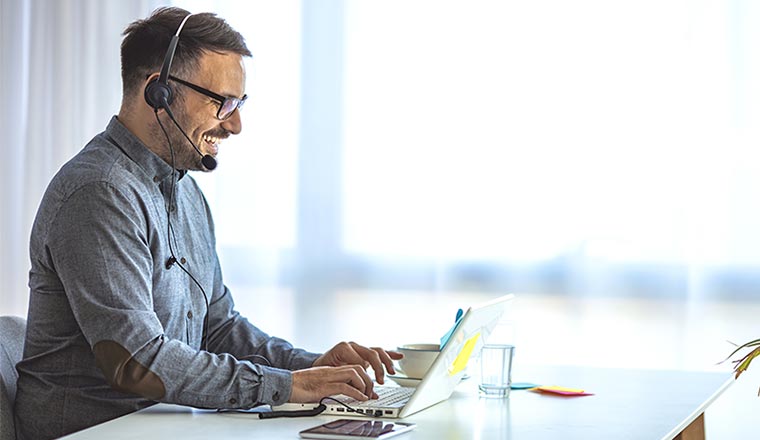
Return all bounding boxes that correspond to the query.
[274,294,514,418]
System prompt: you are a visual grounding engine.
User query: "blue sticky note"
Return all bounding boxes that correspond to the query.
[511,382,540,390]
[440,308,464,349]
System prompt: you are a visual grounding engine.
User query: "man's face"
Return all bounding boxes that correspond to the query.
[158,51,246,171]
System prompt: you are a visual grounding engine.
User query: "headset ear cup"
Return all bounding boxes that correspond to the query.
[144,78,173,109]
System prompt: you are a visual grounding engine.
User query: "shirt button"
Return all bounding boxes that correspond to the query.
[272,391,280,401]
[169,205,176,212]
[180,257,187,264]
[187,310,193,319]
[153,176,160,183]
[229,398,237,405]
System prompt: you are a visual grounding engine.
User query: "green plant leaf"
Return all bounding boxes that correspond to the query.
[721,338,760,365]
[723,340,760,397]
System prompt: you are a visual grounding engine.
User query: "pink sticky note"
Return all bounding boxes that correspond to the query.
[529,385,594,396]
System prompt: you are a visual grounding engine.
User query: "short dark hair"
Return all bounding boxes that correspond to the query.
[121,7,251,97]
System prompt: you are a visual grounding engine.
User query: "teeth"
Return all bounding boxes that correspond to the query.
[202,135,222,145]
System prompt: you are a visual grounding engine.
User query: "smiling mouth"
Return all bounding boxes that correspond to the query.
[202,134,223,155]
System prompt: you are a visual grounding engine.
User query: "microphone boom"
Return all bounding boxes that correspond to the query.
[161,100,218,170]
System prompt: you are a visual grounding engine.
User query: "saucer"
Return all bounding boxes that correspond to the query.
[387,374,423,388]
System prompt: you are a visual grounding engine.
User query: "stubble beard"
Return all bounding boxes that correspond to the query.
[151,106,204,171]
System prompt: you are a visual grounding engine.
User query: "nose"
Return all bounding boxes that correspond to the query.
[221,108,242,135]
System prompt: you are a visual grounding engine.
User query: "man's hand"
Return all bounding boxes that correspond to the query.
[313,342,404,385]
[290,365,376,403]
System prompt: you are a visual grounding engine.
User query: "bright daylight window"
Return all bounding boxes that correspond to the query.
[342,0,760,267]
[177,0,760,296]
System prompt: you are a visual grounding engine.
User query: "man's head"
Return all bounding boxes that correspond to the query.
[119,7,252,171]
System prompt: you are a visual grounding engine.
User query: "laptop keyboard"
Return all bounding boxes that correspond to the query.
[334,385,415,408]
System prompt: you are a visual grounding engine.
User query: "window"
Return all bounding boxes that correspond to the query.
[184,0,760,297]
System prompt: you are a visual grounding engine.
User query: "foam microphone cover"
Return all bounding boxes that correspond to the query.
[202,155,217,170]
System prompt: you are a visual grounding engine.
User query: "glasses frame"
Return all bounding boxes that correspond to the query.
[168,75,247,120]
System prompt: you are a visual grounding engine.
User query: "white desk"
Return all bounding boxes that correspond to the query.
[62,365,732,440]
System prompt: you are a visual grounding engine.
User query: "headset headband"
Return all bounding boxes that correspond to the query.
[157,13,195,86]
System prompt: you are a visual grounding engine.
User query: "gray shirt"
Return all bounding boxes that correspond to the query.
[15,117,319,440]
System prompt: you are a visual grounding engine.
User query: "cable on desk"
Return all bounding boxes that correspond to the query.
[257,403,327,419]
[256,397,384,419]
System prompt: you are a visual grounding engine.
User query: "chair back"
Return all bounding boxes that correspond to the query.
[0,316,26,440]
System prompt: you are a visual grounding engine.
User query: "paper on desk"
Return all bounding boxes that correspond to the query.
[448,332,480,376]
[529,385,594,396]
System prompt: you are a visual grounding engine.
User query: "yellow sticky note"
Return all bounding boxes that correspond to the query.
[448,332,480,376]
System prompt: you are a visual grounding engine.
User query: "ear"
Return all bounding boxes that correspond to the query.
[144,72,173,111]
[144,72,161,85]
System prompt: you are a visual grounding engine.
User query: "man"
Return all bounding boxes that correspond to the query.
[14,7,401,440]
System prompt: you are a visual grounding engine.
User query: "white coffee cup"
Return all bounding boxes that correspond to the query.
[396,343,440,379]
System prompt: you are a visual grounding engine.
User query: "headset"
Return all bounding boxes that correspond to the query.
[144,13,217,171]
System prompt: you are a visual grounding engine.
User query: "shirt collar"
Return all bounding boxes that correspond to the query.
[105,116,187,183]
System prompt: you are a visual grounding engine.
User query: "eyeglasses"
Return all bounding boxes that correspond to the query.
[168,75,247,120]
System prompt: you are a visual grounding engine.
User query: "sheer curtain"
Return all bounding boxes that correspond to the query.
[0,0,303,320]
[0,0,162,316]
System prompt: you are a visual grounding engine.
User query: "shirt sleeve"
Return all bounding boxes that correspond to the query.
[204,284,321,372]
[48,181,294,408]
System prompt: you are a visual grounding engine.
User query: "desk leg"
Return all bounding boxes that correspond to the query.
[674,413,705,440]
